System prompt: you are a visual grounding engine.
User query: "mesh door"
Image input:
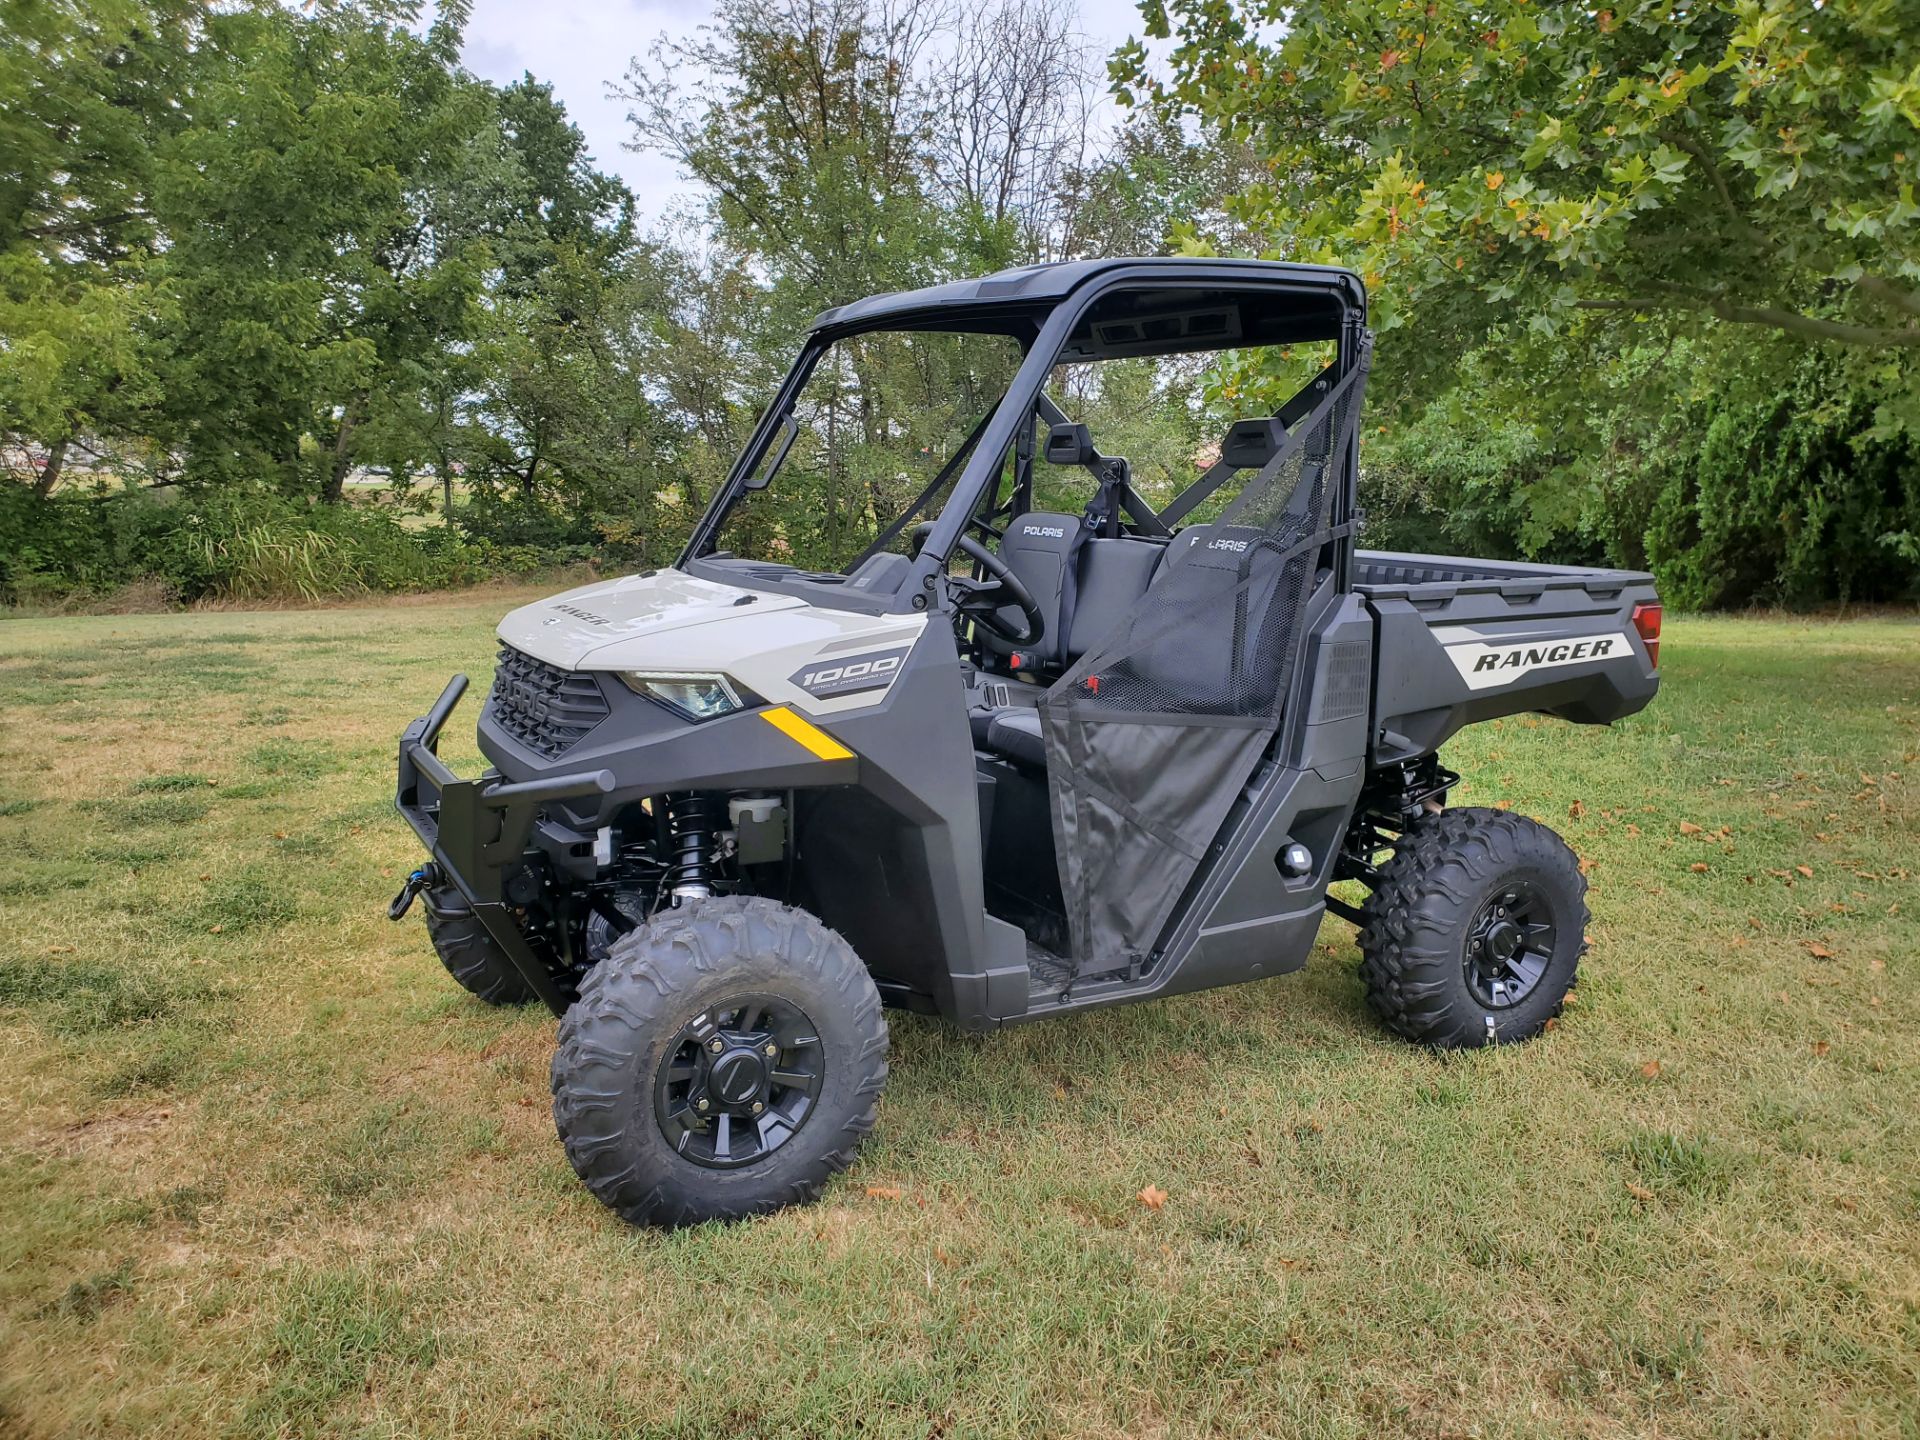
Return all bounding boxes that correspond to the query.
[1037,357,1370,975]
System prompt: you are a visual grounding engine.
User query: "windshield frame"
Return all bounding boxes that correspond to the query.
[678,308,1045,579]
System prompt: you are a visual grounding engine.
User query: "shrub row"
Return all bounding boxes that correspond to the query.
[0,487,602,607]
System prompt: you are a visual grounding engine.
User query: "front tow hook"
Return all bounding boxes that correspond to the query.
[388,863,440,921]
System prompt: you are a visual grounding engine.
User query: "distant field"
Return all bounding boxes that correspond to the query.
[0,602,1915,1438]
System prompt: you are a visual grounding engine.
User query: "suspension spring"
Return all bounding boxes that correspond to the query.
[666,793,715,901]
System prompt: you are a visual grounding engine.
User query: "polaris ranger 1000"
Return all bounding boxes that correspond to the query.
[390,258,1662,1226]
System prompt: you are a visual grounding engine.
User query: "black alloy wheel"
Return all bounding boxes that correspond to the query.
[1462,880,1557,1009]
[653,995,826,1169]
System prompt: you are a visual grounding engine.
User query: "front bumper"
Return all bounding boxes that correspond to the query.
[394,674,614,1014]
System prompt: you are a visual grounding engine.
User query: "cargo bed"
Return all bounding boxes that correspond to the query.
[1353,550,1661,764]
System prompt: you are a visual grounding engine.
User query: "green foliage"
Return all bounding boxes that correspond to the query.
[0,485,525,604]
[5,0,1912,609]
[0,0,199,485]
[1123,0,1920,364]
[1646,355,1920,607]
[1121,0,1920,604]
[153,2,497,498]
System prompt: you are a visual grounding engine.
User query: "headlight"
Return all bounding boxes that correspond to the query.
[618,671,746,722]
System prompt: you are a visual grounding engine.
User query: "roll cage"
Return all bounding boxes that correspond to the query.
[679,258,1370,606]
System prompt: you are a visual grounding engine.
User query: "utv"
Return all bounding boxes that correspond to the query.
[390,258,1662,1227]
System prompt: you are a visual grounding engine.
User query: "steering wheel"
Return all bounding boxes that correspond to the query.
[909,523,1045,647]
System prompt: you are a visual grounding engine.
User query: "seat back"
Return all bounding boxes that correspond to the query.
[1104,523,1302,711]
[981,512,1080,663]
[1064,535,1166,661]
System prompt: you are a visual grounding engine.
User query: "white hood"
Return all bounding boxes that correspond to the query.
[498,569,929,717]
[497,570,809,669]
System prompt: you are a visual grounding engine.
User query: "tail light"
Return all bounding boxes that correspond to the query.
[1631,602,1662,669]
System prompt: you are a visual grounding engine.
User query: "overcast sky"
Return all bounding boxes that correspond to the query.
[457,0,1154,224]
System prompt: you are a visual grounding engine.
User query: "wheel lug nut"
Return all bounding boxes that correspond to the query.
[750,1101,764,1115]
[707,1037,724,1054]
[763,1042,778,1056]
[695,1098,709,1111]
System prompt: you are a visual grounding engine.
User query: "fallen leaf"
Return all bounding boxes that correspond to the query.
[1569,799,1585,819]
[1690,862,1709,874]
[1805,940,1836,960]
[1835,1196,1857,1213]
[865,1185,901,1201]
[209,924,223,934]
[1138,1184,1169,1211]
[1796,865,1814,879]
[1811,1041,1830,1058]
[1679,820,1703,835]
[1870,957,1885,971]
[1626,822,1642,836]
[1640,1059,1662,1079]
[1494,799,1514,811]
[1625,1181,1655,1202]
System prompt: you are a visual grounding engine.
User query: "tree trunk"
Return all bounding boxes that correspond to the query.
[322,398,363,504]
[33,438,68,499]
[438,458,454,523]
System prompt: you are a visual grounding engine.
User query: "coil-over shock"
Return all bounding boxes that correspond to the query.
[665,793,716,901]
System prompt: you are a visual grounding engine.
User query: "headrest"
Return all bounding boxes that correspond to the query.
[1044,422,1094,466]
[1169,524,1266,568]
[1004,513,1079,551]
[1220,418,1286,470]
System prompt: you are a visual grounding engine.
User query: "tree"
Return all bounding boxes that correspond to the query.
[152,1,494,499]
[1061,109,1268,260]
[1119,0,1920,379]
[0,0,201,492]
[619,0,950,318]
[928,0,1101,264]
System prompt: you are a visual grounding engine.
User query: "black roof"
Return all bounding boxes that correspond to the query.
[809,256,1367,333]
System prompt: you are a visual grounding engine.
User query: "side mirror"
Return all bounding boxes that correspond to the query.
[742,415,798,491]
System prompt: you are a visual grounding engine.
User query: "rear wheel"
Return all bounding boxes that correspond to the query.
[1357,807,1586,1048]
[424,888,535,1006]
[551,896,888,1227]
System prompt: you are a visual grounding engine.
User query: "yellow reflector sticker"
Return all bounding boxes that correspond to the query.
[761,706,855,761]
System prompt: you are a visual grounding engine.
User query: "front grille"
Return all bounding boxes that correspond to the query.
[488,644,611,759]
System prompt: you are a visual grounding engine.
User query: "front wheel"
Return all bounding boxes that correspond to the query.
[1357,807,1587,1048]
[424,887,536,1006]
[551,896,889,1227]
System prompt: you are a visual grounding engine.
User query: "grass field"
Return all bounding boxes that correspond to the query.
[0,599,1915,1439]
